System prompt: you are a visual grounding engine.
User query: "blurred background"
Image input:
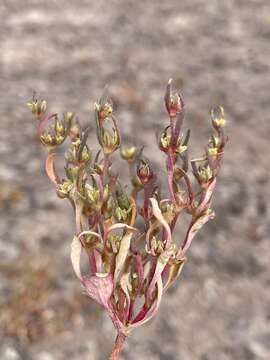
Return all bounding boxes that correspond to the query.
[0,0,270,359]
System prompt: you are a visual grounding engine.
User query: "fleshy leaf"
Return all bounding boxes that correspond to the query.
[46,152,60,186]
[114,231,135,285]
[149,198,172,247]
[181,210,215,256]
[163,259,186,291]
[196,177,216,215]
[130,276,163,329]
[83,273,113,309]
[71,235,82,280]
[147,247,174,299]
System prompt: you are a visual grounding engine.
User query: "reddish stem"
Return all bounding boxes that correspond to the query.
[103,153,110,184]
[109,332,127,360]
[167,151,176,203]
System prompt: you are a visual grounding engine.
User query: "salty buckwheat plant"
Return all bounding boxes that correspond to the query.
[28,80,227,359]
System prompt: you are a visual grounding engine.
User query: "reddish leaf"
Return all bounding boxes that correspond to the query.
[45,152,60,186]
[130,277,163,329]
[83,273,114,309]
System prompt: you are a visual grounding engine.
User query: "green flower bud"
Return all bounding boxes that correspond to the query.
[198,164,213,183]
[102,128,121,155]
[57,180,73,198]
[95,101,113,122]
[120,146,137,162]
[86,184,100,203]
[211,106,226,129]
[159,132,171,153]
[27,97,47,118]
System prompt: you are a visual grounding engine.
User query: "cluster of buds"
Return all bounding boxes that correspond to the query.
[29,80,227,359]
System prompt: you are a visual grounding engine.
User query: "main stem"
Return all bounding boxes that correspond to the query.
[109,332,127,360]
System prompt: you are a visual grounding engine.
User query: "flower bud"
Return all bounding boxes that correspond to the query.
[211,106,226,130]
[102,127,121,155]
[94,101,113,122]
[159,131,171,153]
[164,79,184,118]
[115,185,130,210]
[65,166,79,181]
[120,146,136,162]
[28,96,47,118]
[197,164,213,184]
[80,145,91,163]
[69,122,81,141]
[57,180,73,198]
[137,160,153,184]
[103,184,110,202]
[86,184,100,204]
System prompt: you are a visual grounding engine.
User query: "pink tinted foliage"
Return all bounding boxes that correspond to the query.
[30,79,227,359]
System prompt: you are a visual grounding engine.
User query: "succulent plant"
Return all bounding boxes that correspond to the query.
[29,79,227,359]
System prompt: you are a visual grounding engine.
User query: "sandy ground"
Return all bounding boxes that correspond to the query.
[0,0,270,359]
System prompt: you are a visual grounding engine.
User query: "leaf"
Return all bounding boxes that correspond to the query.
[163,259,186,292]
[114,232,133,285]
[104,223,136,242]
[147,248,174,300]
[196,177,216,215]
[78,230,102,241]
[83,273,114,309]
[149,198,172,247]
[130,276,163,329]
[45,152,60,186]
[119,271,132,321]
[70,236,82,281]
[145,221,159,254]
[181,210,215,256]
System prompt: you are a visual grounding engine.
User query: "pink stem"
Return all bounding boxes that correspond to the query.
[109,332,127,360]
[102,153,110,184]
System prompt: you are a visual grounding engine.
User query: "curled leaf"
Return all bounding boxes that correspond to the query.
[180,210,215,256]
[104,223,137,242]
[149,198,172,247]
[130,277,163,329]
[147,247,174,299]
[163,259,186,292]
[46,152,60,186]
[196,177,216,215]
[114,231,135,285]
